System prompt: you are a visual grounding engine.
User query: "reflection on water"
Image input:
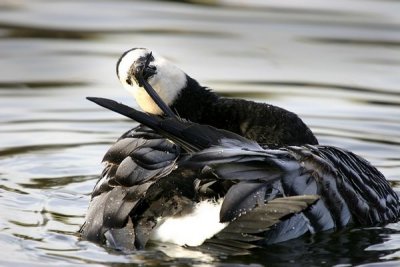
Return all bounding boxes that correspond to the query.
[0,0,400,266]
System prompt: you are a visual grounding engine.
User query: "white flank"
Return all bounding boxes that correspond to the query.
[150,199,228,247]
[117,48,187,115]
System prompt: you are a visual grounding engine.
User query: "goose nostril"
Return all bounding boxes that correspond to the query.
[143,66,157,80]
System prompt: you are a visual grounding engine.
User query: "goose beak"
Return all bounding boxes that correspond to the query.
[132,52,157,87]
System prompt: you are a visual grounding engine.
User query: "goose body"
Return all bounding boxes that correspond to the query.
[80,48,400,252]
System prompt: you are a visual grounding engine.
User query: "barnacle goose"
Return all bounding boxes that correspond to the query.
[80,48,400,253]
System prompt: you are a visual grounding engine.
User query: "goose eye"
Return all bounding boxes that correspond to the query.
[126,78,132,85]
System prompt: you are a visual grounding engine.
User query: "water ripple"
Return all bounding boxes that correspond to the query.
[0,0,399,266]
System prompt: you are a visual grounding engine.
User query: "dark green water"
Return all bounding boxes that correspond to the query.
[1,0,400,266]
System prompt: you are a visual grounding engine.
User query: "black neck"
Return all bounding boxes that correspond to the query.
[171,75,318,147]
[170,75,218,122]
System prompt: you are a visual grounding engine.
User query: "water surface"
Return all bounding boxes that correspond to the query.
[1,0,400,266]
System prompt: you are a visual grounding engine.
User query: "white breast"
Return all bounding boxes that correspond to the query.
[150,199,228,247]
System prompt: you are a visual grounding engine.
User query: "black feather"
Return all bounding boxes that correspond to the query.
[82,96,400,251]
[220,182,269,222]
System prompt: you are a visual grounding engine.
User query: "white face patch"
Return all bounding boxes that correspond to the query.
[117,48,187,115]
